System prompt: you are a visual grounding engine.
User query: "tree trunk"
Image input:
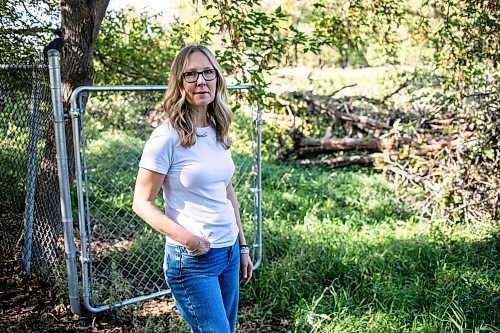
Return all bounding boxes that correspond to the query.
[60,0,110,177]
[61,0,110,106]
[300,137,400,151]
[33,0,109,269]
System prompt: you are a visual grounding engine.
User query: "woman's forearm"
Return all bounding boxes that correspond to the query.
[132,200,199,249]
[133,168,200,250]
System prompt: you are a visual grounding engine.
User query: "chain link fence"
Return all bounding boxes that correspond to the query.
[71,86,262,311]
[0,55,262,313]
[0,56,65,278]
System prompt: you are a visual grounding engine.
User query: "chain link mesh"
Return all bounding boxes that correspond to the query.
[76,89,259,308]
[0,57,65,279]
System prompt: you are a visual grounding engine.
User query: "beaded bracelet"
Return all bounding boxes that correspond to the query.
[240,244,250,255]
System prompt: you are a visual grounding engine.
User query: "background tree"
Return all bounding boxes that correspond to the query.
[0,0,59,62]
[93,8,186,86]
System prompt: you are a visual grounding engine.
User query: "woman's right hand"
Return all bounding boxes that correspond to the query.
[186,236,211,256]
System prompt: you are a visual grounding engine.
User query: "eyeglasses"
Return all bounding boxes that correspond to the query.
[182,69,217,83]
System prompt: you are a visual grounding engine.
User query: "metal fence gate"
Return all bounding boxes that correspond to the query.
[70,85,262,312]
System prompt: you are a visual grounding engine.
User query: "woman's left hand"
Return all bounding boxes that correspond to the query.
[239,253,253,286]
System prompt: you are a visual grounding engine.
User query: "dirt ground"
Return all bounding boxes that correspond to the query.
[0,259,164,332]
[0,259,277,332]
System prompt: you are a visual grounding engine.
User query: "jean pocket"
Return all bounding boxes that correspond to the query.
[165,249,182,279]
[179,248,213,275]
[163,252,170,282]
[163,252,170,271]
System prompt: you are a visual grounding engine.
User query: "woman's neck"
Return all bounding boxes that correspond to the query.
[191,106,209,127]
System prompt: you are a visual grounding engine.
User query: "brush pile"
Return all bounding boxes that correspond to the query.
[276,81,498,224]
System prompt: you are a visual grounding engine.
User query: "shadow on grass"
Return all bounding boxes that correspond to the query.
[243,223,499,332]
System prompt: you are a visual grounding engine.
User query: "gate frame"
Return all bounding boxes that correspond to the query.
[69,84,263,313]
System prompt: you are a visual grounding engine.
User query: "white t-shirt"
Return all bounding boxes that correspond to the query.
[139,121,239,248]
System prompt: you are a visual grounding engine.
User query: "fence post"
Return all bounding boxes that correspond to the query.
[22,65,41,272]
[253,102,263,270]
[47,49,81,315]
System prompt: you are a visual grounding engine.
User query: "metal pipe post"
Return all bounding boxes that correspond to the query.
[47,49,81,315]
[253,101,264,270]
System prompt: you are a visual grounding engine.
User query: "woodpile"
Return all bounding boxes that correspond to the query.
[278,90,455,167]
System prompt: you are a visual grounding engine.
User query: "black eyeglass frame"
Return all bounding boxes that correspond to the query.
[182,69,217,83]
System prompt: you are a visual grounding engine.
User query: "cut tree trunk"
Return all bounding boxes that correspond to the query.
[297,152,401,168]
[292,132,452,158]
[300,137,401,151]
[288,129,454,166]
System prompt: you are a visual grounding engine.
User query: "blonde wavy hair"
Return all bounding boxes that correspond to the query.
[163,44,232,149]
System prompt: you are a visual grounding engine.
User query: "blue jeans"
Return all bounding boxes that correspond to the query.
[164,239,240,333]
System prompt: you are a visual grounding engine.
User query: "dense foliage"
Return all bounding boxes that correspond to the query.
[93,9,187,86]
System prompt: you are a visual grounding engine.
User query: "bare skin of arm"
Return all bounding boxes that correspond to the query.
[226,182,253,285]
[132,168,210,255]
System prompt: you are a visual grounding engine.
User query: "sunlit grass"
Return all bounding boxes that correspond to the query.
[269,66,407,98]
[241,162,499,332]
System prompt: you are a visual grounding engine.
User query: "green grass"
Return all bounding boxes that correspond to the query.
[72,97,498,332]
[0,115,51,212]
[240,162,499,332]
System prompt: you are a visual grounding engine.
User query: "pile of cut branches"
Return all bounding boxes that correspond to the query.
[276,77,498,224]
[278,89,454,168]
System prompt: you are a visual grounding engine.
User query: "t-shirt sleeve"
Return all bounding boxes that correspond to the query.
[139,127,175,175]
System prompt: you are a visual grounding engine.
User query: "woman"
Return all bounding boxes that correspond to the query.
[132,44,253,333]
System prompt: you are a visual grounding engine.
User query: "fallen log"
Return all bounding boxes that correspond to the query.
[290,133,453,159]
[299,137,401,151]
[297,152,400,168]
[338,109,390,130]
[295,141,453,167]
[292,138,397,158]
